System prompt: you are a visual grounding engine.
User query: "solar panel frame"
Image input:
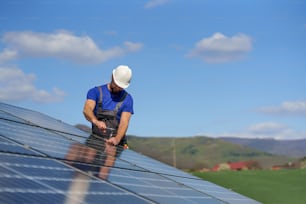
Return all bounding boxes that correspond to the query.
[0,103,89,138]
[0,102,262,204]
[0,153,153,204]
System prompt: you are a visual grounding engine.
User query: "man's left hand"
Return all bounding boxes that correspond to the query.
[106,137,119,146]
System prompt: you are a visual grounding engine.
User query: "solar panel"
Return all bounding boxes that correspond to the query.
[0,102,262,204]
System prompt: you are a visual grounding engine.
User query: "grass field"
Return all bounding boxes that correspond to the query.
[193,169,306,204]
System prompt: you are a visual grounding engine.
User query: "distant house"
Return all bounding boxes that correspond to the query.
[212,163,230,171]
[271,161,299,170]
[229,161,250,170]
[212,160,259,171]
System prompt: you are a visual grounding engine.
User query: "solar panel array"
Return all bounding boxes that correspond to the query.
[0,102,261,204]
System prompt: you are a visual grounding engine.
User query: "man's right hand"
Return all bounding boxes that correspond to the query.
[94,120,107,132]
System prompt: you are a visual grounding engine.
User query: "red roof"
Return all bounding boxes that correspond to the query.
[211,161,254,171]
[229,161,249,170]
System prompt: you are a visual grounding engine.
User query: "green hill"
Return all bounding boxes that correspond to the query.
[127,135,295,170]
[220,137,306,158]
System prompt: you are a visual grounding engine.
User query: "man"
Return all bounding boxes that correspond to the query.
[83,65,133,147]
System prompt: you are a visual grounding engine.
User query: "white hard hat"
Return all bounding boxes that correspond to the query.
[112,65,132,89]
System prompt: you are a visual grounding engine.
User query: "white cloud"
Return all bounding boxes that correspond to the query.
[205,122,306,140]
[0,48,18,64]
[145,0,170,8]
[257,100,306,116]
[187,32,252,63]
[124,41,143,52]
[0,66,66,103]
[247,122,288,135]
[240,122,306,140]
[1,30,143,64]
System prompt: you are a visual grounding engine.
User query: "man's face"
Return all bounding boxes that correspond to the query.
[110,78,123,93]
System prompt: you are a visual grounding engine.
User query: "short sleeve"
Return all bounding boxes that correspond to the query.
[86,87,99,102]
[121,94,134,114]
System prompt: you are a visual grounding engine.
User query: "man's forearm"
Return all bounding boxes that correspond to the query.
[83,107,98,125]
[115,122,128,141]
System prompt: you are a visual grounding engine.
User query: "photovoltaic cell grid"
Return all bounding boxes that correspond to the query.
[0,102,261,204]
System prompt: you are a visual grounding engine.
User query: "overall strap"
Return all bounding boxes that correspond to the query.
[97,85,127,112]
[114,92,128,112]
[97,86,103,109]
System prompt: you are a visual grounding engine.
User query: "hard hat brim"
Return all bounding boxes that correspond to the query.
[112,70,130,89]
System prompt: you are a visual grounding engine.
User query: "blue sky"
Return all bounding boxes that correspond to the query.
[1,0,305,140]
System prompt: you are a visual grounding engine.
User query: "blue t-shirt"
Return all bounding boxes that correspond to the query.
[86,84,134,122]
